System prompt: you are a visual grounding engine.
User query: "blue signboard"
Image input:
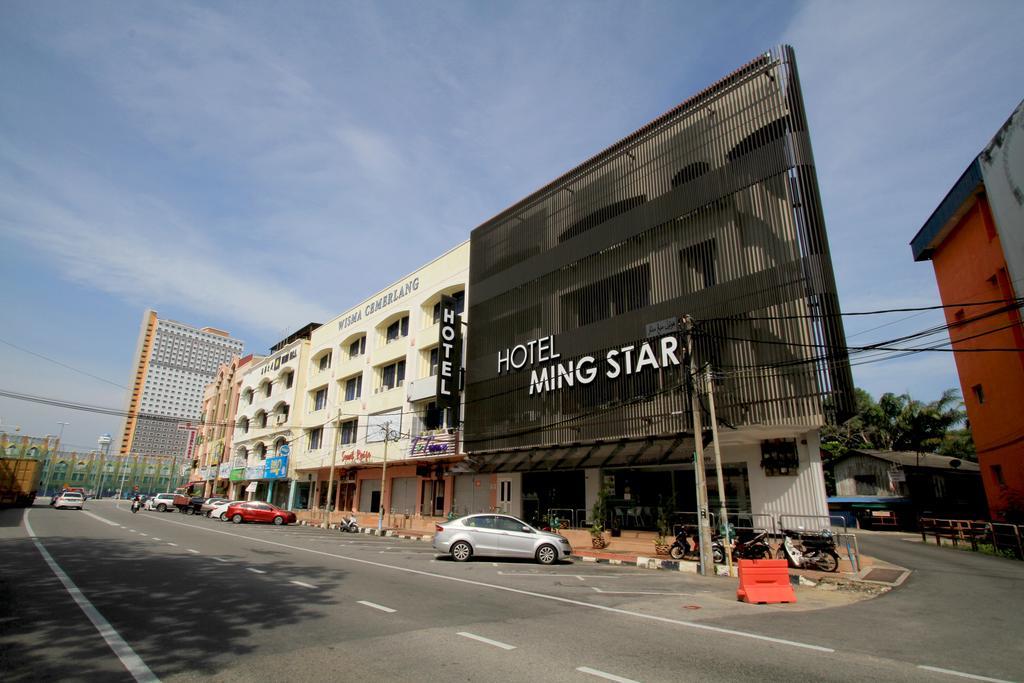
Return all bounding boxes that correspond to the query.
[263,456,289,480]
[278,444,290,457]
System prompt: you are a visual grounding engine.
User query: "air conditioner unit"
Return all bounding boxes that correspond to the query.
[275,414,287,425]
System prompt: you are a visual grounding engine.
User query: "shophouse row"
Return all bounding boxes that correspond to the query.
[190,45,855,534]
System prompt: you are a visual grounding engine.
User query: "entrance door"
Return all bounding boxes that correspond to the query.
[498,478,512,514]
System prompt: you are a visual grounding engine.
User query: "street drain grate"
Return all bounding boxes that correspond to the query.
[862,568,904,583]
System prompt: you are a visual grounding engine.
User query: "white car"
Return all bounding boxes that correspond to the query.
[209,500,244,521]
[145,493,177,512]
[54,492,85,510]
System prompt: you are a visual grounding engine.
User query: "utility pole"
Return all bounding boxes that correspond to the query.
[705,364,732,577]
[46,421,69,497]
[321,410,341,529]
[377,421,395,533]
[684,315,714,576]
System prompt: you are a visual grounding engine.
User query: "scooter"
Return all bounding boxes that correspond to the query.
[130,499,141,514]
[339,516,359,533]
[776,528,840,572]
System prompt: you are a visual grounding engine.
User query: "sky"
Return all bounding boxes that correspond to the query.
[1,0,1022,451]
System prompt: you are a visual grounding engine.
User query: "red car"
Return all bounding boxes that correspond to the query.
[225,501,297,526]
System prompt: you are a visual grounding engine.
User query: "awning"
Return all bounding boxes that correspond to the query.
[466,434,698,473]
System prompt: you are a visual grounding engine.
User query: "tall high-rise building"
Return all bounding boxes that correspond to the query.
[119,310,245,459]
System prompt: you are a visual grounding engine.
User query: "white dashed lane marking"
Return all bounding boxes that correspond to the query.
[357,601,395,613]
[457,632,516,650]
[290,581,316,589]
[576,666,639,683]
[247,568,267,574]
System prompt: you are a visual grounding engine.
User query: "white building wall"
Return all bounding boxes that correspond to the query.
[729,429,829,525]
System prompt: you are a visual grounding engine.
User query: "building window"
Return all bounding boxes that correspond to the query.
[313,387,328,411]
[972,384,985,405]
[432,291,465,323]
[258,412,268,428]
[309,427,323,450]
[341,419,357,445]
[429,347,439,376]
[349,336,366,359]
[318,352,332,371]
[380,360,406,391]
[386,316,410,343]
[344,375,362,402]
[284,371,294,389]
[992,464,1005,487]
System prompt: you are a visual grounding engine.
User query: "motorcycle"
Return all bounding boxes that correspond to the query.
[338,515,359,533]
[776,528,840,572]
[731,530,774,561]
[131,499,141,514]
[669,527,728,564]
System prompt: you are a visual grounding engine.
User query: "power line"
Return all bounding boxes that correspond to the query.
[0,337,127,389]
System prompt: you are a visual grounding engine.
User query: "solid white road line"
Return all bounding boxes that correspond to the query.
[290,581,316,589]
[357,600,396,613]
[457,632,516,650]
[138,512,837,654]
[576,666,640,683]
[23,511,160,683]
[82,511,120,527]
[247,568,267,574]
[917,665,1013,682]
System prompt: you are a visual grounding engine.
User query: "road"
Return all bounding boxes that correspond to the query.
[0,501,1019,683]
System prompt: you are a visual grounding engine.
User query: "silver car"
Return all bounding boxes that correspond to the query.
[433,514,572,565]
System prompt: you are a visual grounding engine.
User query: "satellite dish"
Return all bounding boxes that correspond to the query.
[950,459,961,469]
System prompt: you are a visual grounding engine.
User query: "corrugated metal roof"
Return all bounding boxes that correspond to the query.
[845,449,980,471]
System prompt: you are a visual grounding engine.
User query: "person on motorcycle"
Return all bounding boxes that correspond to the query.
[130,495,141,513]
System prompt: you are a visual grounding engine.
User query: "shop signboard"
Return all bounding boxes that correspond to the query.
[263,456,288,480]
[245,465,264,481]
[436,294,463,424]
[218,463,231,478]
[229,467,245,482]
[410,433,458,458]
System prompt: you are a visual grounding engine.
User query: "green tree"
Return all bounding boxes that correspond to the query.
[820,388,973,493]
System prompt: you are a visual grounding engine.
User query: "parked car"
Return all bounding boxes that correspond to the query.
[209,500,243,521]
[54,491,85,510]
[146,493,177,512]
[226,501,297,526]
[201,497,230,516]
[433,513,572,565]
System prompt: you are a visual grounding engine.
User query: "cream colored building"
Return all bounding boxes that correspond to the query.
[287,240,469,523]
[231,329,315,505]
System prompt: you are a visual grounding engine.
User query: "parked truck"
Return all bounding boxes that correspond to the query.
[0,458,43,507]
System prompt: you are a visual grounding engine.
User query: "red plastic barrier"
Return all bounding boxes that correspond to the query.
[736,559,796,604]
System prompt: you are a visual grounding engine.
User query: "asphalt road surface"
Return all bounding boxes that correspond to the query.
[1,501,1020,682]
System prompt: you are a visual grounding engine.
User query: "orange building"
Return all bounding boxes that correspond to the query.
[911,100,1024,519]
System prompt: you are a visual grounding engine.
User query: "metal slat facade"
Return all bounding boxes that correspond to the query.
[465,45,854,455]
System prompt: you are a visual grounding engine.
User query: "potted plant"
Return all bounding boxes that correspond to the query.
[590,522,608,549]
[653,506,672,555]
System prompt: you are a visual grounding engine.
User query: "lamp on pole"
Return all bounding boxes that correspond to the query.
[95,436,111,499]
[43,421,69,497]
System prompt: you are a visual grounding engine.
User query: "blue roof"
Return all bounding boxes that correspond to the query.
[828,496,912,505]
[910,158,983,261]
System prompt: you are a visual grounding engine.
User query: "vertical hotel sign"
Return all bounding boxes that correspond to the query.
[436,294,463,427]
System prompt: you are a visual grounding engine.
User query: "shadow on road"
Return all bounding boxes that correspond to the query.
[0,523,347,681]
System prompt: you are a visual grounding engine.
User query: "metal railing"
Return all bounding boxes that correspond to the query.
[920,518,1023,560]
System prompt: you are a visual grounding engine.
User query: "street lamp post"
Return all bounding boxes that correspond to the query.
[42,421,69,497]
[95,436,111,499]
